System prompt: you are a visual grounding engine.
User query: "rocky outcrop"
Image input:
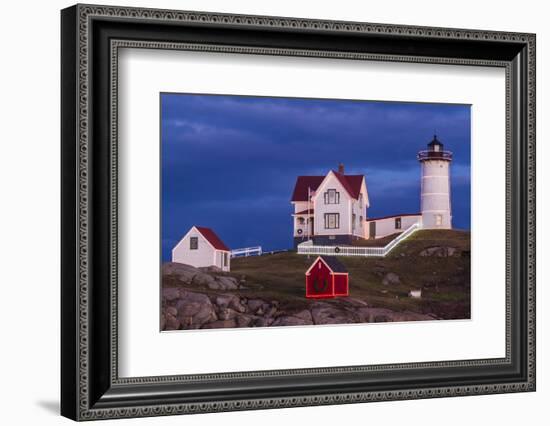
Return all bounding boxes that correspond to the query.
[161,287,436,331]
[162,263,241,290]
[160,262,437,331]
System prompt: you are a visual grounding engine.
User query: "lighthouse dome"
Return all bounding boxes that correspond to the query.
[428,134,444,151]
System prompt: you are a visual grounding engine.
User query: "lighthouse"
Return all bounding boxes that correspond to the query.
[417,135,453,229]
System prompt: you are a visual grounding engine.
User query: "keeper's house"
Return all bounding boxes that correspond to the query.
[291,164,370,247]
[305,255,349,299]
[172,226,231,272]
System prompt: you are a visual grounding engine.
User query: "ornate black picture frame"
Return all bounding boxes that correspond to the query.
[61,4,536,421]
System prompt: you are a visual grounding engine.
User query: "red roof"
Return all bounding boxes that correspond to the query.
[290,176,325,202]
[296,209,314,215]
[291,171,364,201]
[195,226,230,251]
[333,172,363,199]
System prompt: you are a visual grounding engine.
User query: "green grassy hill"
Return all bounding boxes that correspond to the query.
[229,229,470,319]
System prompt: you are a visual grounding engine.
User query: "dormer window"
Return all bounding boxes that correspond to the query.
[190,237,198,250]
[324,189,340,204]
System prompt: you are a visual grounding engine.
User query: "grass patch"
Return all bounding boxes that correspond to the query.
[223,229,471,319]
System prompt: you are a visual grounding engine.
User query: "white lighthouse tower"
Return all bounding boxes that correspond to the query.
[417,135,453,229]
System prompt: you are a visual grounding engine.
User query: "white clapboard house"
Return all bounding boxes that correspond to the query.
[172,226,231,271]
[291,135,452,247]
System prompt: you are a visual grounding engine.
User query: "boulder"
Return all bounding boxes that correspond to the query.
[162,263,200,285]
[271,315,313,326]
[164,313,180,330]
[215,294,237,308]
[419,246,457,257]
[177,302,202,317]
[253,317,274,327]
[191,272,219,289]
[216,276,239,290]
[235,314,255,328]
[263,305,278,318]
[361,307,433,323]
[165,306,178,317]
[218,308,238,321]
[293,309,313,323]
[175,291,211,307]
[247,299,264,312]
[311,303,357,325]
[174,291,216,328]
[382,272,401,286]
[162,287,181,302]
[229,298,247,313]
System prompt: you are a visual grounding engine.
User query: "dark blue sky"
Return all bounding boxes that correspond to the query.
[161,93,471,260]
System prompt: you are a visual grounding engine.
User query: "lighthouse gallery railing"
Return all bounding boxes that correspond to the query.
[297,223,421,257]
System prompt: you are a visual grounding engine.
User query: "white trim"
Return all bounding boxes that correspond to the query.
[171,226,200,256]
[312,170,357,202]
[304,255,342,275]
[298,223,421,257]
[171,226,229,255]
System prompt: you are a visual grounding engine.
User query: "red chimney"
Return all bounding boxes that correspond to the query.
[338,163,345,174]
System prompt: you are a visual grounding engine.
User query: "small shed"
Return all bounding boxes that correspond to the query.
[305,255,349,298]
[172,226,231,271]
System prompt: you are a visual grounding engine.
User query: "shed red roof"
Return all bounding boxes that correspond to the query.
[291,172,364,201]
[195,226,230,251]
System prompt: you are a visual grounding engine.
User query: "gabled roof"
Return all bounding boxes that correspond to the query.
[320,255,348,273]
[291,171,365,202]
[195,226,230,251]
[306,255,348,274]
[291,176,325,202]
[333,172,363,200]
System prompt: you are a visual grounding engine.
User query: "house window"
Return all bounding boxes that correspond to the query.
[190,237,198,250]
[359,194,363,209]
[359,216,363,226]
[324,189,340,204]
[297,217,305,225]
[324,213,340,229]
[223,252,228,267]
[352,213,356,230]
[435,214,443,226]
[395,217,402,229]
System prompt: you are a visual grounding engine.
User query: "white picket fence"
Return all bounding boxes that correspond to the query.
[230,246,263,258]
[297,223,421,257]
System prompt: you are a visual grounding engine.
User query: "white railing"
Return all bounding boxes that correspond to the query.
[297,223,421,257]
[230,246,263,258]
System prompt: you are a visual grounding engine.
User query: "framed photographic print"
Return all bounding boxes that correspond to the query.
[61,4,536,421]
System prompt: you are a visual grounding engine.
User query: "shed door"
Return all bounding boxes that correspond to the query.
[369,221,376,239]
